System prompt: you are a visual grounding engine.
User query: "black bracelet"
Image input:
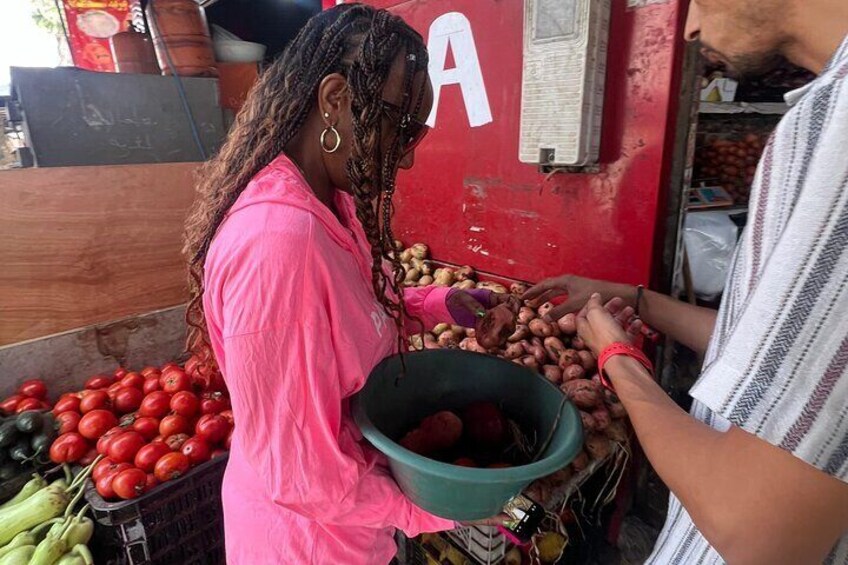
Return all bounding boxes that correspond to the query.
[635,284,645,318]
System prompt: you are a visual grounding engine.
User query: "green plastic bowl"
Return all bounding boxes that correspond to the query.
[352,349,583,521]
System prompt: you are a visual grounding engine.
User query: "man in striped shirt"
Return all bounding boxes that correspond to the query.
[524,1,848,562]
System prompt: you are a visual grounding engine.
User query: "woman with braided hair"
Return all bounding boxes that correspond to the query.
[183,4,509,563]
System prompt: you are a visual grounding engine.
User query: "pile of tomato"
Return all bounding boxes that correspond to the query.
[49,357,233,501]
[0,379,52,415]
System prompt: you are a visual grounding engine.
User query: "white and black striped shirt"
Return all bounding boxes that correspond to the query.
[648,35,848,564]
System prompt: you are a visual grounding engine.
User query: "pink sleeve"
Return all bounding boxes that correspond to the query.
[217,226,454,535]
[403,286,454,333]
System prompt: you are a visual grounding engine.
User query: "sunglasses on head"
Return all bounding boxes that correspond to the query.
[380,100,430,154]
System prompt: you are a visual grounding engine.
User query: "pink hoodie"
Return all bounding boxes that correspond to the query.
[202,154,457,564]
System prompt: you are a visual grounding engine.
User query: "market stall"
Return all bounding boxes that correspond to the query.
[3,0,815,563]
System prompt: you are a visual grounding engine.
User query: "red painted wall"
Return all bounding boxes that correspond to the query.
[326,0,686,285]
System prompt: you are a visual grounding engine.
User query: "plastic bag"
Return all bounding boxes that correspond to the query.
[683,211,739,300]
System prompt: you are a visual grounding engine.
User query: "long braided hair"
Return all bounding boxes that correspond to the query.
[184,4,429,355]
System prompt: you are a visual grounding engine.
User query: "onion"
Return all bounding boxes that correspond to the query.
[518,307,536,325]
[409,243,429,260]
[542,365,562,384]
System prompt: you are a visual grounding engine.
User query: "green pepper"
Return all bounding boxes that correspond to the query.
[0,531,35,559]
[0,545,36,565]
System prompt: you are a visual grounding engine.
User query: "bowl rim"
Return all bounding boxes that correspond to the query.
[352,350,583,483]
[213,39,266,48]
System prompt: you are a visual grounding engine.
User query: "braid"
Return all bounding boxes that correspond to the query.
[345,10,428,340]
[184,4,428,355]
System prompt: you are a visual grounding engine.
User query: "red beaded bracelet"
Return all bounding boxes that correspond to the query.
[597,342,653,393]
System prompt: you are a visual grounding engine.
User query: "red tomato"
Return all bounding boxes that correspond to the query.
[159,414,190,437]
[218,409,234,426]
[93,457,119,481]
[112,468,148,500]
[140,366,160,378]
[199,392,230,415]
[139,391,171,419]
[107,382,124,396]
[55,411,81,435]
[169,391,199,418]
[225,429,233,450]
[164,433,190,451]
[181,437,211,466]
[142,377,161,395]
[0,395,24,415]
[160,370,191,394]
[120,373,145,390]
[97,426,127,455]
[97,426,125,456]
[151,434,165,444]
[154,452,190,482]
[113,367,128,379]
[79,390,111,414]
[132,417,160,441]
[85,375,114,390]
[95,463,131,500]
[195,414,229,444]
[79,447,99,466]
[78,409,119,440]
[18,379,48,400]
[15,398,43,413]
[161,362,180,372]
[114,387,144,414]
[108,431,146,463]
[119,412,138,427]
[144,473,160,492]
[134,442,172,473]
[49,433,89,463]
[52,395,81,415]
[211,448,228,459]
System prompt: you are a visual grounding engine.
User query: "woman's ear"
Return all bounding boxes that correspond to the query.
[317,73,349,126]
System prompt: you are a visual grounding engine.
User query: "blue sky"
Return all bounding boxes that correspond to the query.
[0,2,63,96]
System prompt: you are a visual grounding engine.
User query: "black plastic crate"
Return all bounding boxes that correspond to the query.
[84,454,228,565]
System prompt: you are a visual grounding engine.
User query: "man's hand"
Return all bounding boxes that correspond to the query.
[575,294,643,356]
[522,274,634,322]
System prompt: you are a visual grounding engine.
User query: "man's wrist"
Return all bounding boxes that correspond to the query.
[606,355,653,384]
[606,282,638,308]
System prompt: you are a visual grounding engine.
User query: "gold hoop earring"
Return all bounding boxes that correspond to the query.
[320,125,341,154]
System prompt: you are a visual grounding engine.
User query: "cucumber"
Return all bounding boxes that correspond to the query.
[0,421,19,448]
[15,411,43,435]
[9,439,33,463]
[0,462,17,481]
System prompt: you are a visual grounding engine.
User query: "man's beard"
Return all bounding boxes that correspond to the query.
[701,43,784,80]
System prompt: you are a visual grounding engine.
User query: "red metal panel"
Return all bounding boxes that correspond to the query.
[330,0,685,286]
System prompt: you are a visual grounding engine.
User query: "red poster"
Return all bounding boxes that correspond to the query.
[62,0,131,72]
